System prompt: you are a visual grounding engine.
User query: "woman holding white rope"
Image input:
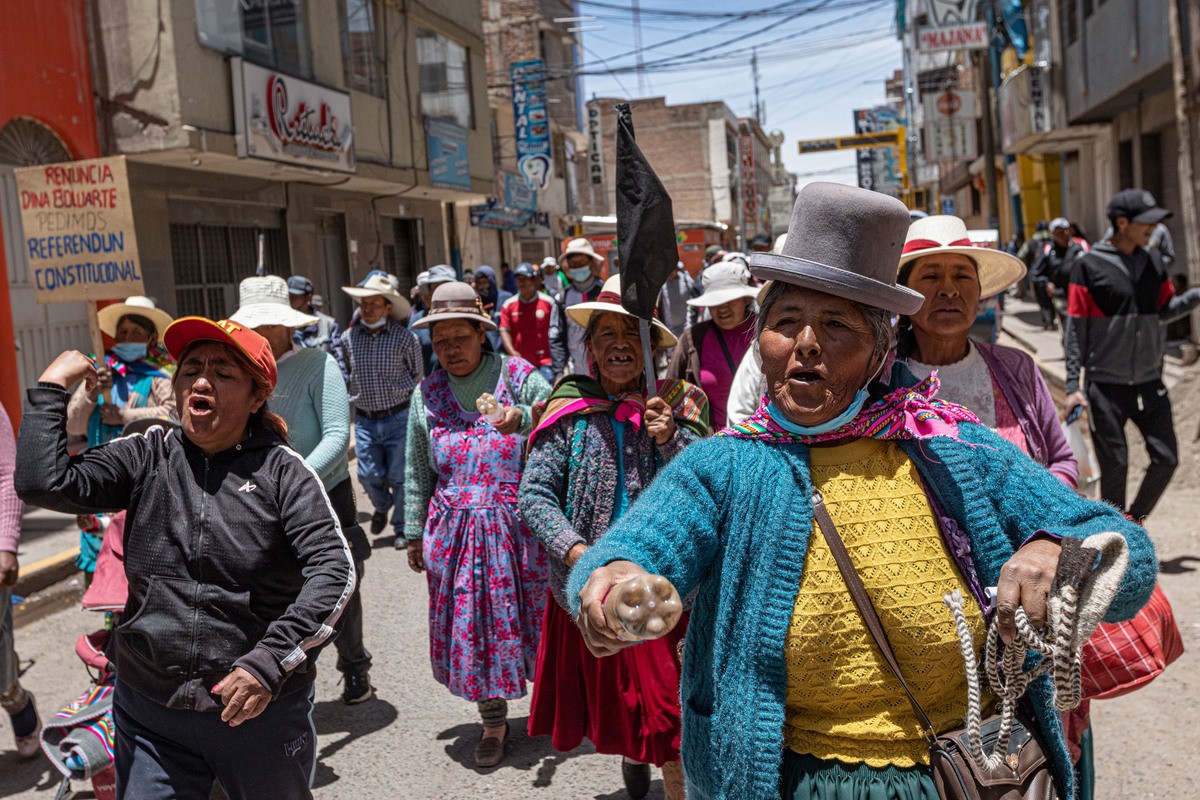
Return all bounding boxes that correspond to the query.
[569,184,1156,800]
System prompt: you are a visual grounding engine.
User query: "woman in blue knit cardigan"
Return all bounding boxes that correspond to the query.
[569,184,1156,800]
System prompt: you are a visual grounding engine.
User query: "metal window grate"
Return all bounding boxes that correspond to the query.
[170,223,289,319]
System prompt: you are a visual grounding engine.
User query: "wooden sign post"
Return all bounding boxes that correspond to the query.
[15,156,145,401]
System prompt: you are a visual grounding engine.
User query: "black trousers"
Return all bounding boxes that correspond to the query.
[1087,379,1179,519]
[326,478,372,675]
[1033,280,1057,327]
[114,681,315,800]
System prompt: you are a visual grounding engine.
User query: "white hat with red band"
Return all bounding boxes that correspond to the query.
[896,215,1026,299]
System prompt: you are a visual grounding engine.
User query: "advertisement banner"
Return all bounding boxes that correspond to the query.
[500,172,537,211]
[738,135,760,236]
[587,103,604,186]
[425,118,471,190]
[15,156,144,303]
[918,0,988,52]
[510,59,552,191]
[232,57,355,173]
[852,107,903,196]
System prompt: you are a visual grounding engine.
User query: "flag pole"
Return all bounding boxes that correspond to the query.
[640,317,656,398]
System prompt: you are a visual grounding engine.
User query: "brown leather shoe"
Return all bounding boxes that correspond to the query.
[473,722,508,769]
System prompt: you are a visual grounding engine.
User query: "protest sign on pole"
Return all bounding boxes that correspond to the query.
[15,155,145,396]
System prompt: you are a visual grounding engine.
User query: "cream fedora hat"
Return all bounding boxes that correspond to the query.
[565,275,677,347]
[97,296,174,339]
[409,281,497,331]
[342,274,412,319]
[229,276,320,329]
[897,215,1026,299]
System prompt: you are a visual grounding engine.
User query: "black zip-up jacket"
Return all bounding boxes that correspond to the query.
[15,385,356,711]
[1064,243,1200,393]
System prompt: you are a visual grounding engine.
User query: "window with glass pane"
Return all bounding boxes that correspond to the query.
[195,0,310,77]
[339,0,381,95]
[416,27,473,130]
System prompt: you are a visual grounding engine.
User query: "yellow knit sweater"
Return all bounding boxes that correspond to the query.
[783,438,990,767]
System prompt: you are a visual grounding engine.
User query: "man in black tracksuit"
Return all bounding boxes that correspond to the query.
[1031,217,1085,329]
[1064,189,1200,521]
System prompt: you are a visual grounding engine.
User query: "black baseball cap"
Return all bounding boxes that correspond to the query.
[1107,189,1172,225]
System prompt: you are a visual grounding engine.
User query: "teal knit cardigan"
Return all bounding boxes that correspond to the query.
[567,423,1156,800]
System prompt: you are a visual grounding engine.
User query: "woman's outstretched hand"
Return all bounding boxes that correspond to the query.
[576,560,682,657]
[995,538,1062,645]
[39,351,99,392]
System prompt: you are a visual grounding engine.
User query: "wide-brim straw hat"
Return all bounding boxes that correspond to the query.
[897,215,1027,299]
[565,275,678,347]
[342,274,412,319]
[748,182,925,316]
[409,281,497,331]
[229,276,320,329]
[561,237,604,263]
[688,261,759,308]
[97,296,174,339]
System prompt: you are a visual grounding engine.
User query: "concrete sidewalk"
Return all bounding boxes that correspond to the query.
[996,296,1188,393]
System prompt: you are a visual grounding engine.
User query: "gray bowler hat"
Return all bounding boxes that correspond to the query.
[748,182,925,316]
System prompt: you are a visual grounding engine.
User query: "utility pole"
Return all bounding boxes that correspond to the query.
[631,0,646,96]
[752,47,762,123]
[977,50,1000,231]
[1168,0,1200,345]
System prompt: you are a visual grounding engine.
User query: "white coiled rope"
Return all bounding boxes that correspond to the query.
[943,531,1130,773]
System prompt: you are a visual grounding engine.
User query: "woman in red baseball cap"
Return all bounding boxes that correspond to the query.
[15,317,356,800]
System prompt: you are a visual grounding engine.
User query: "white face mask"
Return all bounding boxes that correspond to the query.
[362,316,388,330]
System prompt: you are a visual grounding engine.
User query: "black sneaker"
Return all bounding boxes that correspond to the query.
[621,758,650,800]
[342,671,374,705]
[370,511,387,535]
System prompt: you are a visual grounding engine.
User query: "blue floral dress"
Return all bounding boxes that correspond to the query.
[421,358,550,702]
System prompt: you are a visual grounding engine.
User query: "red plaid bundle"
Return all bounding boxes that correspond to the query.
[1080,584,1184,700]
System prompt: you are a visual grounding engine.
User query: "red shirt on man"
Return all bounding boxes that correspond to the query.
[499,293,553,366]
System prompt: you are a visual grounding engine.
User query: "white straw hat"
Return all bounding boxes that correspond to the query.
[342,274,412,319]
[688,261,759,308]
[97,296,174,339]
[897,215,1026,299]
[561,237,604,263]
[229,276,320,329]
[565,275,677,347]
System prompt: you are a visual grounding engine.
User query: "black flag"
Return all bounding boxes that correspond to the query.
[615,103,677,320]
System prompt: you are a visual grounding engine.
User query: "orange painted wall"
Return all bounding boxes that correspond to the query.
[0,0,99,425]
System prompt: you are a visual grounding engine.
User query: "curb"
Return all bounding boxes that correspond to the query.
[13,547,80,598]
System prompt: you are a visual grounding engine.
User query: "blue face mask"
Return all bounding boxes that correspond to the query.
[767,389,870,436]
[569,266,593,284]
[766,358,885,435]
[362,317,388,330]
[112,342,148,363]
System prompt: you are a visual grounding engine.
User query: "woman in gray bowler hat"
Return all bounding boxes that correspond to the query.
[568,182,1156,800]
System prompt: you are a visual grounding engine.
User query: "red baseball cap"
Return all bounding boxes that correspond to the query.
[163,316,278,388]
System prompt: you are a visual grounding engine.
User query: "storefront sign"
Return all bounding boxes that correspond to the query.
[233,57,355,174]
[470,200,533,230]
[510,59,552,191]
[519,211,553,240]
[923,89,978,161]
[587,103,604,186]
[15,156,144,303]
[738,135,761,237]
[918,0,988,52]
[917,23,989,52]
[425,118,471,190]
[500,172,536,211]
[998,65,1050,152]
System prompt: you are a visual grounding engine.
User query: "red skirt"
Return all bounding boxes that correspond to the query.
[527,593,686,766]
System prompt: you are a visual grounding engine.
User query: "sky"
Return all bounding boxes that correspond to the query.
[572,0,904,190]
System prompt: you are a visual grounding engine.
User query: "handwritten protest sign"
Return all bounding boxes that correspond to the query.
[15,156,143,304]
